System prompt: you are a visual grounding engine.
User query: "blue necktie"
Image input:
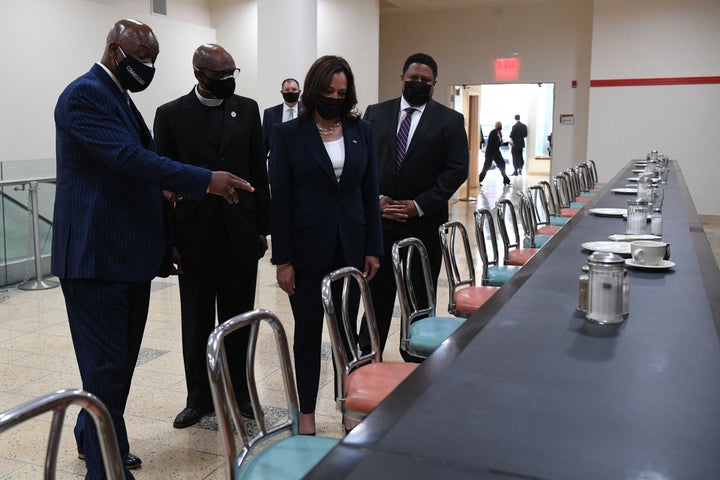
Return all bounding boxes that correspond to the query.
[395,107,416,174]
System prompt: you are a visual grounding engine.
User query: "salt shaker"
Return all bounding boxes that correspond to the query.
[586,252,626,324]
[626,198,649,235]
[637,173,654,201]
[650,207,663,236]
[577,264,589,312]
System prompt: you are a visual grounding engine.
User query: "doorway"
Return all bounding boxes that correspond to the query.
[451,83,554,190]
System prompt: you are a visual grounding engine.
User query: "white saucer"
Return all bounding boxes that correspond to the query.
[589,208,625,217]
[608,234,661,242]
[612,187,638,194]
[627,177,660,183]
[625,259,675,270]
[581,241,631,255]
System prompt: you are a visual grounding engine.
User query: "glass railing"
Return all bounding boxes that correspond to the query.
[0,159,55,287]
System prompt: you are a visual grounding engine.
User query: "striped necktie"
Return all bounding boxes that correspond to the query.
[395,107,416,174]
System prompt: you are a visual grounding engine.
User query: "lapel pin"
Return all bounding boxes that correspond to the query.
[352,139,358,144]
[230,111,237,118]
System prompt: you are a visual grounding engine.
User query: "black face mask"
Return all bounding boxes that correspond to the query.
[402,81,432,106]
[315,96,346,120]
[282,91,300,104]
[115,46,155,93]
[203,77,236,100]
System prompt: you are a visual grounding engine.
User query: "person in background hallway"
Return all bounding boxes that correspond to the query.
[153,44,270,430]
[361,52,469,359]
[479,121,511,186]
[269,55,382,435]
[510,114,527,175]
[53,19,252,480]
[263,78,302,158]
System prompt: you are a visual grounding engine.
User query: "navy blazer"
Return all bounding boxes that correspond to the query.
[269,117,382,272]
[262,102,302,155]
[52,64,210,282]
[363,97,469,230]
[154,90,271,266]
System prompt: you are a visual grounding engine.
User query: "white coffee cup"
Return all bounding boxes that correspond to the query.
[631,240,668,266]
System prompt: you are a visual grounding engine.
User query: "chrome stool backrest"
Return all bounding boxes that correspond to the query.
[392,237,440,353]
[473,208,500,285]
[0,389,124,480]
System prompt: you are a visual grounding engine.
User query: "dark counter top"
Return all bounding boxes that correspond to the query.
[307,161,720,480]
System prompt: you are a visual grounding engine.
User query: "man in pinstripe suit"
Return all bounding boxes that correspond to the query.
[52,19,252,480]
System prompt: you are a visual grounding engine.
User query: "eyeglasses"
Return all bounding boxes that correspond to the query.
[194,67,241,80]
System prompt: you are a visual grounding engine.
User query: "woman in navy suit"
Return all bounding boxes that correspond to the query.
[269,55,383,435]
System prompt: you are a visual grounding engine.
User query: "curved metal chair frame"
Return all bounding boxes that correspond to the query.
[496,199,539,265]
[392,237,464,360]
[563,169,592,203]
[529,183,570,227]
[438,221,499,317]
[322,267,418,423]
[473,208,521,286]
[207,309,339,480]
[0,389,124,480]
[575,164,599,194]
[516,191,555,247]
[553,174,585,210]
[586,159,601,186]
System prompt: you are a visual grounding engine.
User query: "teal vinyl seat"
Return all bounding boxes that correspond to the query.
[392,237,465,361]
[235,435,339,480]
[473,208,521,286]
[207,309,339,480]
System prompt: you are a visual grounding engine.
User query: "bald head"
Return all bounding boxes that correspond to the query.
[193,44,235,72]
[101,19,159,77]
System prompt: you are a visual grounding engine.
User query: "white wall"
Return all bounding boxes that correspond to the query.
[587,0,720,214]
[318,0,379,113]
[0,0,215,163]
[377,0,594,177]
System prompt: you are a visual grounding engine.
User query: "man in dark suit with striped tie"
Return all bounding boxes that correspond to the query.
[53,19,252,480]
[360,53,469,358]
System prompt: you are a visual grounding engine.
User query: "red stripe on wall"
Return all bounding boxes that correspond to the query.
[590,76,720,87]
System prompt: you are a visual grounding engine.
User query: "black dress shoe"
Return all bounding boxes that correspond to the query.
[173,407,210,429]
[503,179,511,185]
[78,451,142,470]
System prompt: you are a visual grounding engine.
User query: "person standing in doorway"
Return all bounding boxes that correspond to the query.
[154,43,270,429]
[510,114,527,175]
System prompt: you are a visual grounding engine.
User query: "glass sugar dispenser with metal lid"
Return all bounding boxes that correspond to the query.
[585,252,627,324]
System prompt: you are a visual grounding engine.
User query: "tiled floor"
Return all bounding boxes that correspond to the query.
[1,169,718,479]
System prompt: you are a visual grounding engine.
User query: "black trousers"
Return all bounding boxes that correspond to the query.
[511,145,524,172]
[178,256,258,412]
[289,244,358,413]
[360,222,442,358]
[62,278,149,480]
[479,151,510,183]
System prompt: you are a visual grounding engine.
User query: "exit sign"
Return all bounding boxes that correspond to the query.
[495,56,519,81]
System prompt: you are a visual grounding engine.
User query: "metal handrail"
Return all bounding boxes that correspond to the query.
[0,176,57,290]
